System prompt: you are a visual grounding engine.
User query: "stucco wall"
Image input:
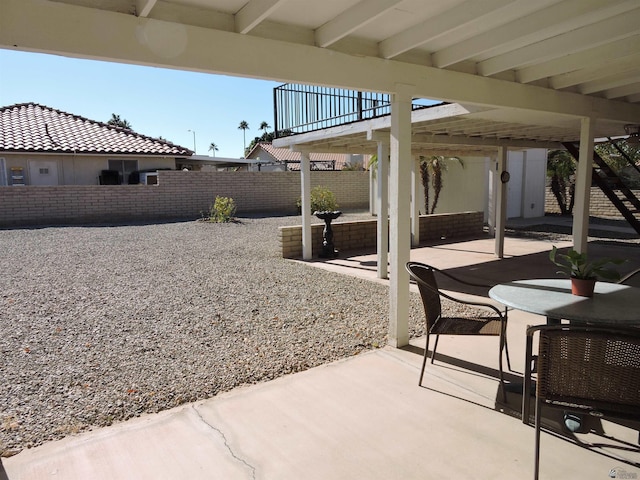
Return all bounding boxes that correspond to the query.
[0,170,369,227]
[1,153,176,185]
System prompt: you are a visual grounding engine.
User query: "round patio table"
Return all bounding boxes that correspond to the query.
[489,279,640,426]
[489,279,640,325]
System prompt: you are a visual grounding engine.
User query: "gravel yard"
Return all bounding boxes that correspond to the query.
[1,213,430,455]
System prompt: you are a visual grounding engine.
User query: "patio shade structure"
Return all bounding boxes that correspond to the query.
[2,0,640,347]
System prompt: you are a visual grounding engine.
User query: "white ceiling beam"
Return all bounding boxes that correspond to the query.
[580,69,640,95]
[478,9,640,76]
[235,0,287,34]
[549,54,640,90]
[3,0,640,124]
[432,0,633,68]
[412,133,561,149]
[315,0,403,48]
[378,0,514,59]
[604,82,640,100]
[517,35,640,84]
[136,0,157,18]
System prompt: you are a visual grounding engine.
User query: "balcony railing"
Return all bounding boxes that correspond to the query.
[273,84,441,138]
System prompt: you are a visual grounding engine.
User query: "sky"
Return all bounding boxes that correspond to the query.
[0,49,282,158]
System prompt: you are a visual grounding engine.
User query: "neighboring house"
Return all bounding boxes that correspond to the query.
[245,142,368,171]
[0,103,193,186]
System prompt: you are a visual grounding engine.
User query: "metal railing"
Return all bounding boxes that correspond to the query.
[273,83,439,138]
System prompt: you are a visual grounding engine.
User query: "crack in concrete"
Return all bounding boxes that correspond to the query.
[192,404,257,480]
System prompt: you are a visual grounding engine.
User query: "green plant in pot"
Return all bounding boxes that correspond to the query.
[549,246,625,297]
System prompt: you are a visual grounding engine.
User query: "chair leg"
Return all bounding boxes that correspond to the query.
[430,335,439,364]
[498,323,506,402]
[419,333,429,386]
[503,311,512,372]
[534,396,542,480]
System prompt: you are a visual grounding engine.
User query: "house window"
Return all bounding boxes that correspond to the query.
[39,168,49,175]
[108,160,138,184]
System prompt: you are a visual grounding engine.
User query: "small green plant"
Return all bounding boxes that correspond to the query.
[207,196,237,223]
[549,246,624,281]
[296,186,338,214]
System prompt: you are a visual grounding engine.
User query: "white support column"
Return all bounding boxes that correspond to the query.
[389,84,413,348]
[495,147,508,258]
[411,155,421,247]
[573,116,595,254]
[377,138,390,279]
[299,149,312,260]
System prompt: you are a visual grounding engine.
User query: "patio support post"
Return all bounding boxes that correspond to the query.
[299,148,312,260]
[371,134,390,279]
[411,155,421,247]
[495,146,508,258]
[572,116,595,254]
[389,84,413,348]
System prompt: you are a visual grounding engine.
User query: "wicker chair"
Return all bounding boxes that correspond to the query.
[405,262,509,398]
[525,325,640,480]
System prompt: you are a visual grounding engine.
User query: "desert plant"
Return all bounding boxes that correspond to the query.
[296,186,338,213]
[208,196,237,223]
[549,246,624,281]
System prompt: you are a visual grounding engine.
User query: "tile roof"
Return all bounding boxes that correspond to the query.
[0,103,193,156]
[247,142,365,170]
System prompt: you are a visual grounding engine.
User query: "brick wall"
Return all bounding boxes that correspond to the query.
[545,186,640,218]
[0,170,369,227]
[279,211,483,258]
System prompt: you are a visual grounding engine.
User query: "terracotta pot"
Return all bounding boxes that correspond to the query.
[571,277,596,297]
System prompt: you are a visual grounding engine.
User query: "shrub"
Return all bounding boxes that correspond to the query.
[208,196,237,223]
[296,186,339,213]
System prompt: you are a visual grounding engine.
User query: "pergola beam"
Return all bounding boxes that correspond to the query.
[235,0,287,34]
[3,0,640,124]
[315,0,402,48]
[135,0,157,18]
[433,0,635,68]
[378,0,512,60]
[478,10,640,77]
[517,35,640,84]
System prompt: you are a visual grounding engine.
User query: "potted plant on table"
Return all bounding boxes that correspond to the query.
[549,246,625,297]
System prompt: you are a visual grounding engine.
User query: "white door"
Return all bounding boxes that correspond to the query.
[29,160,59,185]
[507,153,524,219]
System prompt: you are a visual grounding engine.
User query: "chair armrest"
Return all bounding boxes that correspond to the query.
[436,288,505,320]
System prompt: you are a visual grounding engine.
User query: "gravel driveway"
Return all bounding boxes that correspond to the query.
[1,213,429,455]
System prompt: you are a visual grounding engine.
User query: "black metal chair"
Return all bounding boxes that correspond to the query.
[525,324,640,480]
[405,262,509,398]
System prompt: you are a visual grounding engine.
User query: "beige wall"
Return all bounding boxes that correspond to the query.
[0,170,370,227]
[1,153,177,185]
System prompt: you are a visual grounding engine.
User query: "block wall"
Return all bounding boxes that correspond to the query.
[279,211,483,258]
[0,170,369,227]
[545,186,640,218]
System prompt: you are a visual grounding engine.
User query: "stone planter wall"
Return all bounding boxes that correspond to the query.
[279,211,484,258]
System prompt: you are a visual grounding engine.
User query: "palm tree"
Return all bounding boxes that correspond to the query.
[259,121,271,136]
[238,121,249,157]
[547,149,576,215]
[107,113,132,130]
[419,155,464,214]
[208,142,219,157]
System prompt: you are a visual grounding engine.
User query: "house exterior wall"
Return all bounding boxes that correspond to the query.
[1,153,176,185]
[426,157,488,215]
[0,170,369,227]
